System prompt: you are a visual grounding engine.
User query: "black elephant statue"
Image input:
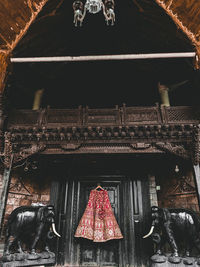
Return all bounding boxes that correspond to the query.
[143,206,200,263]
[2,204,60,261]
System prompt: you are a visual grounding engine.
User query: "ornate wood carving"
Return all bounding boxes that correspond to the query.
[3,132,13,168]
[8,177,32,196]
[167,175,196,196]
[154,142,191,160]
[60,143,81,151]
[0,92,7,153]
[1,106,200,161]
[1,132,46,168]
[130,143,151,149]
[6,124,195,143]
[13,144,46,165]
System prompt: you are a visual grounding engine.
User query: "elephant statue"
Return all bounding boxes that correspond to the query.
[2,204,60,261]
[143,206,200,263]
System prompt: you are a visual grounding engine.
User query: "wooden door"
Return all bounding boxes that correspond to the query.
[53,176,151,267]
[77,182,121,267]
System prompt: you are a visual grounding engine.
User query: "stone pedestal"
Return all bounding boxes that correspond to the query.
[151,256,200,267]
[0,252,55,267]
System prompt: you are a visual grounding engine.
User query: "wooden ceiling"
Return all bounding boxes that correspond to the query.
[0,0,200,108]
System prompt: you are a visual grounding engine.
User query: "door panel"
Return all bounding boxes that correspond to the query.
[78,182,120,267]
[55,175,151,267]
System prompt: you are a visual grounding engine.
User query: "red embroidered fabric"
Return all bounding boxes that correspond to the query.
[75,189,123,242]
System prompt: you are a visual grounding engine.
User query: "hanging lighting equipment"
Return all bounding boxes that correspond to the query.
[175,165,179,173]
[72,0,115,27]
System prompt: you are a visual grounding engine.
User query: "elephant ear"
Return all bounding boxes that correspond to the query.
[36,206,46,222]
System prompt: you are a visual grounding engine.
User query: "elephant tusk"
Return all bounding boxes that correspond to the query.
[52,223,61,238]
[143,225,155,239]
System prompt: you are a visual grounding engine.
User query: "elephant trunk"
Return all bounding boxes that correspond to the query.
[52,223,61,237]
[143,225,155,239]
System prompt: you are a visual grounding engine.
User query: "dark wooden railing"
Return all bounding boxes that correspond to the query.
[7,105,200,129]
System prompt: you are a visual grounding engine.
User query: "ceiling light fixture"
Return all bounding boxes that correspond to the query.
[72,0,115,27]
[175,165,179,173]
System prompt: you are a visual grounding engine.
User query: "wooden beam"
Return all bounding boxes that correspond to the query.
[10,52,196,63]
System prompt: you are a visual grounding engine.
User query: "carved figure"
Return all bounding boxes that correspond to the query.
[143,206,200,261]
[3,205,60,261]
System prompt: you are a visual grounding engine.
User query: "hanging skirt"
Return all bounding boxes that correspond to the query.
[74,189,123,242]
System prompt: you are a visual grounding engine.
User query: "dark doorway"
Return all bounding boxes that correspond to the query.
[52,157,152,267]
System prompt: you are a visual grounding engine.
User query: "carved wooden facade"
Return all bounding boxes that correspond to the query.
[0,104,200,267]
[1,105,199,167]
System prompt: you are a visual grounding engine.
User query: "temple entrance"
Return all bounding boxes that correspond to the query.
[53,157,152,267]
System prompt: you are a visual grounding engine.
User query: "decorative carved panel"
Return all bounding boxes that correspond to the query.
[46,107,82,126]
[157,170,199,212]
[85,106,121,125]
[162,106,200,124]
[122,105,162,125]
[8,176,32,196]
[8,109,41,125]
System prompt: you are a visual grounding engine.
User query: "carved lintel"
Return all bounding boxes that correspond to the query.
[130,143,151,149]
[13,144,46,165]
[154,142,191,160]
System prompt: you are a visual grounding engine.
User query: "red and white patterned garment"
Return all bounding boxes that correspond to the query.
[75,189,123,242]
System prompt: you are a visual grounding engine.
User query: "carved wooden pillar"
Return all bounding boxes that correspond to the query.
[0,52,11,231]
[0,52,10,153]
[158,82,170,107]
[192,124,200,205]
[0,52,10,92]
[0,159,13,233]
[0,131,13,232]
[193,165,200,207]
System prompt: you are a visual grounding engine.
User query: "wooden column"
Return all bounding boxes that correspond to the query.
[192,124,200,205]
[0,52,10,152]
[0,52,11,235]
[0,52,10,93]
[193,164,200,206]
[0,155,13,234]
